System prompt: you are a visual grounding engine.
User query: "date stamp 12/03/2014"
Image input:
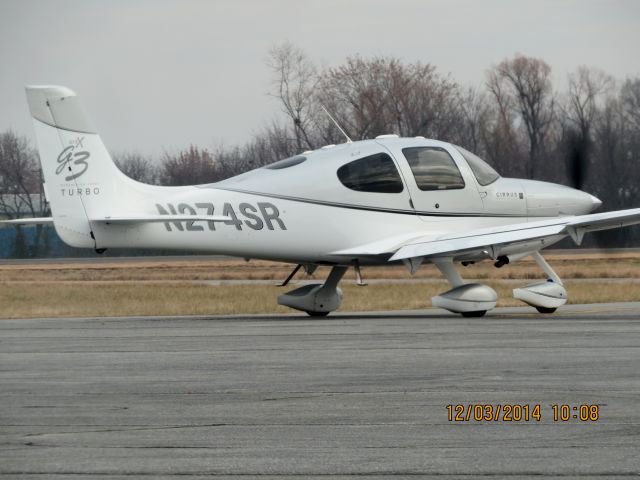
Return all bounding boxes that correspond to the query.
[446,404,600,423]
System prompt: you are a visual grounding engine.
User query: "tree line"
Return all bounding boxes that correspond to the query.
[1,43,639,251]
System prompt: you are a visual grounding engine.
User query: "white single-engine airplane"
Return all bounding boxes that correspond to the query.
[5,86,640,317]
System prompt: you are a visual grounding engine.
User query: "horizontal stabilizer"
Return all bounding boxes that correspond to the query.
[0,217,54,225]
[1,214,233,227]
[90,214,232,225]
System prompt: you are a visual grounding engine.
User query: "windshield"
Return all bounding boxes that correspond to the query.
[455,146,500,186]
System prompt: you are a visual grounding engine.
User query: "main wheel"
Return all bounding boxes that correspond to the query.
[306,311,330,317]
[461,310,487,318]
[535,306,557,314]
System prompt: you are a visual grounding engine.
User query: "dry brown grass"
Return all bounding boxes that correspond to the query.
[0,253,638,319]
[1,279,639,319]
[1,252,639,283]
[0,283,288,318]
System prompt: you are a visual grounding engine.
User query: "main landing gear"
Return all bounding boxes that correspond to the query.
[277,265,348,316]
[430,257,497,317]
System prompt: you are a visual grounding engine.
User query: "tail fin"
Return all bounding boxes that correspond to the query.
[26,85,160,249]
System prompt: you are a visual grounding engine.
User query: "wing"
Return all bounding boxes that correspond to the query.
[332,208,640,261]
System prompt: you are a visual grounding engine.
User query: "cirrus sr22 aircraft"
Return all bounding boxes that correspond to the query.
[6,86,640,317]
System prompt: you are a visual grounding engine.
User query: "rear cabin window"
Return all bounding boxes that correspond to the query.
[337,153,404,193]
[402,147,465,191]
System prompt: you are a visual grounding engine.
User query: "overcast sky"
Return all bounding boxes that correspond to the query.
[1,0,639,157]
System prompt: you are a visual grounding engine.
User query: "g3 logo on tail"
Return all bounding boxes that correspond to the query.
[56,137,89,181]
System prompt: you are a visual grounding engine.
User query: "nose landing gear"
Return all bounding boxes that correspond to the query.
[513,252,567,313]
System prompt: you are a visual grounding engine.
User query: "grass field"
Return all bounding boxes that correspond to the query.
[0,252,639,319]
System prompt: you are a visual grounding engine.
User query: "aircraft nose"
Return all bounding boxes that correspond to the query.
[588,194,602,212]
[522,179,604,216]
[574,191,603,214]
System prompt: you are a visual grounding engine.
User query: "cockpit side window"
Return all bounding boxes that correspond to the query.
[337,153,404,193]
[455,146,500,186]
[402,147,465,191]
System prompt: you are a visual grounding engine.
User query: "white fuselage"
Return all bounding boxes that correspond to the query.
[88,138,599,265]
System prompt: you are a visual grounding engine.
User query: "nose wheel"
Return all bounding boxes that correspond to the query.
[535,306,557,314]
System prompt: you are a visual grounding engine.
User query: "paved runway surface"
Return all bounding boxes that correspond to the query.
[1,303,639,478]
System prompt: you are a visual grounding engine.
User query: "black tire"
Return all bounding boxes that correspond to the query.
[306,311,330,317]
[461,310,487,318]
[535,306,557,314]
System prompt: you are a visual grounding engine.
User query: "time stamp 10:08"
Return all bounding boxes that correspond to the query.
[446,404,600,422]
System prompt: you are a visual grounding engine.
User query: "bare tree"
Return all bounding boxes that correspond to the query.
[620,78,640,131]
[592,96,624,200]
[0,131,46,218]
[267,41,319,151]
[317,56,462,141]
[317,56,388,141]
[244,122,299,164]
[566,67,613,137]
[487,54,555,178]
[587,88,640,244]
[0,130,50,257]
[159,145,220,186]
[385,61,461,139]
[113,152,160,185]
[481,74,524,177]
[618,77,640,203]
[457,87,491,155]
[560,67,613,188]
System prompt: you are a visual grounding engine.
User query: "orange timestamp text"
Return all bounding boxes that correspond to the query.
[446,404,600,422]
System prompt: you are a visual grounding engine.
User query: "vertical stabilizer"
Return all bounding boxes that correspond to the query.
[26,86,147,248]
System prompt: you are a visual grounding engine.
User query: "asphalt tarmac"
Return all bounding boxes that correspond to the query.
[1,303,639,478]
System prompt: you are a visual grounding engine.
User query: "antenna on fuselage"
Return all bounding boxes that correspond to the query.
[320,104,352,144]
